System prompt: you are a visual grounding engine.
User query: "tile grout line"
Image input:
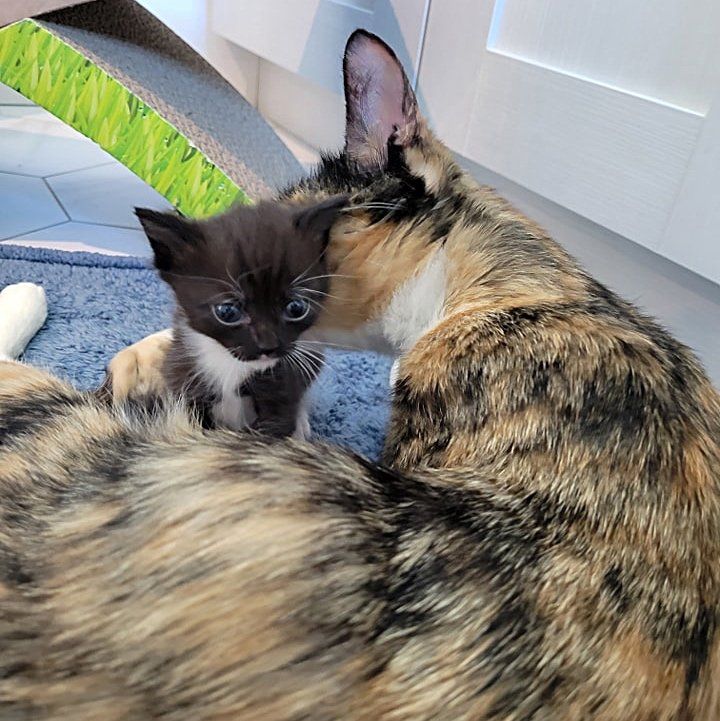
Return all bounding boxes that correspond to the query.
[0,161,118,181]
[42,177,72,222]
[0,168,47,179]
[0,220,70,243]
[73,220,142,232]
[43,161,117,180]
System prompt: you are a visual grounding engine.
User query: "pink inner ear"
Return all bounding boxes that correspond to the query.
[344,32,416,163]
[354,40,407,138]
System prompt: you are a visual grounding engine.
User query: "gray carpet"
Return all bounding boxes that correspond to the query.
[41,0,304,199]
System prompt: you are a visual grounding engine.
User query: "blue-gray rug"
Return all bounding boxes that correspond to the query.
[0,243,391,459]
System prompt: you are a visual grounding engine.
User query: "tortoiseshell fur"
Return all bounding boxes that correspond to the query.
[1,30,719,721]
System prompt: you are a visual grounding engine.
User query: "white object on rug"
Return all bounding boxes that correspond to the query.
[0,282,48,361]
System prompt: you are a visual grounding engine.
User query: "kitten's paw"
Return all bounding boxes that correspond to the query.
[0,283,48,360]
[99,329,173,403]
[293,407,312,441]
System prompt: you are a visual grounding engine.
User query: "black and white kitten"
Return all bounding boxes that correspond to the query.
[135,196,347,439]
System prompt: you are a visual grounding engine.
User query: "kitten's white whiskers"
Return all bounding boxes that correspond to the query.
[296,295,324,312]
[291,251,326,288]
[294,343,324,365]
[293,351,315,385]
[347,200,406,212]
[225,265,242,294]
[207,290,241,304]
[297,273,356,284]
[297,339,354,350]
[286,348,316,385]
[284,350,310,385]
[297,345,325,373]
[295,287,347,301]
[163,272,236,292]
[226,263,273,288]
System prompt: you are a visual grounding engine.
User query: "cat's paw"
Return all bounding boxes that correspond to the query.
[0,283,47,361]
[293,407,312,441]
[99,329,173,403]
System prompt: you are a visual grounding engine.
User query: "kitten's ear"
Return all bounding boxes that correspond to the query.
[135,208,202,272]
[294,195,349,243]
[343,29,419,169]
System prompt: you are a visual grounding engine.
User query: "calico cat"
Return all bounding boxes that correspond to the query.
[2,30,720,721]
[135,197,346,438]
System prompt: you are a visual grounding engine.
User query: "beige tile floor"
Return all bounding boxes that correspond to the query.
[0,82,317,256]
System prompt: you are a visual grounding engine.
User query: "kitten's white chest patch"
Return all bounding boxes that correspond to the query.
[381,247,447,352]
[183,329,276,430]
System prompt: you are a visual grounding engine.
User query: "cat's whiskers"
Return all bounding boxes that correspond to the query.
[284,349,313,386]
[291,251,326,288]
[206,290,242,304]
[226,344,249,358]
[346,199,406,212]
[348,199,407,228]
[293,342,324,365]
[296,273,356,285]
[296,339,354,350]
[225,265,243,294]
[295,287,347,302]
[226,263,273,289]
[296,295,324,313]
[163,272,237,292]
[297,347,326,378]
[288,346,321,386]
[355,199,405,229]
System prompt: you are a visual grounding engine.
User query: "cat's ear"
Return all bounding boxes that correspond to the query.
[294,195,349,243]
[343,29,419,169]
[135,208,202,272]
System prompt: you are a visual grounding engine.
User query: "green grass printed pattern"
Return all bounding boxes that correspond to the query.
[0,20,248,217]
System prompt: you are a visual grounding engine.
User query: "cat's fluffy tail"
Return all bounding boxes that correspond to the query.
[0,283,48,361]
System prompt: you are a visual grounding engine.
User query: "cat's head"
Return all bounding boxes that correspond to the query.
[282,30,460,346]
[136,196,348,362]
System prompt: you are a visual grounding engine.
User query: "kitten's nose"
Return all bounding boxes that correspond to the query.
[257,344,280,357]
[252,326,279,357]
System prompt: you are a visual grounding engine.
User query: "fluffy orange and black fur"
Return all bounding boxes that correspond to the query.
[1,30,720,721]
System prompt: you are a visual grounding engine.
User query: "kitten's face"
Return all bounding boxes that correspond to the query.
[137,197,347,362]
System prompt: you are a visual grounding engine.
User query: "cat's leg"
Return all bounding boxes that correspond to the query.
[253,400,303,439]
[246,366,312,440]
[99,329,173,403]
[0,283,47,362]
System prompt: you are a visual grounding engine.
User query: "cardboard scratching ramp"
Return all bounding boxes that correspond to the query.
[0,0,303,217]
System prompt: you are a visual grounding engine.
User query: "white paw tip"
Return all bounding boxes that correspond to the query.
[0,282,47,314]
[0,283,49,360]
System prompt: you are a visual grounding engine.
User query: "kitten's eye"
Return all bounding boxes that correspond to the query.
[283,298,310,322]
[212,302,245,326]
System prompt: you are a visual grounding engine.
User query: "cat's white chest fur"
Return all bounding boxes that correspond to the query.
[308,248,448,360]
[381,247,447,352]
[306,249,446,393]
[183,329,274,431]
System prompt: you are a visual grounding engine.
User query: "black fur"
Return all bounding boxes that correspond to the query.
[137,198,347,437]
